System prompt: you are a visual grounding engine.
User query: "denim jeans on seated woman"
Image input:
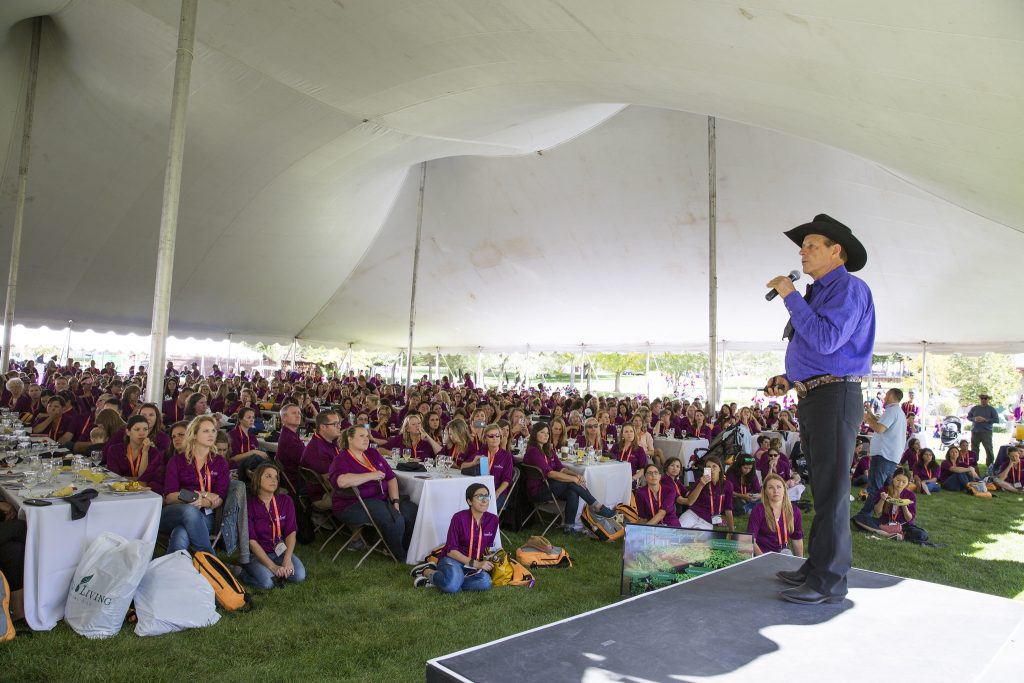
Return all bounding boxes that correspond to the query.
[160,503,214,554]
[942,472,970,492]
[241,552,306,589]
[429,556,492,593]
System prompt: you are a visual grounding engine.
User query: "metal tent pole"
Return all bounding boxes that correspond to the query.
[290,338,298,371]
[1,18,42,373]
[434,348,440,383]
[144,0,199,405]
[405,162,427,389]
[476,348,483,388]
[921,341,929,436]
[583,347,591,393]
[225,332,232,377]
[707,115,719,410]
[524,345,531,390]
[645,345,651,398]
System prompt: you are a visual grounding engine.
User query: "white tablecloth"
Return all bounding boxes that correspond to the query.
[563,460,632,522]
[653,437,708,484]
[0,471,162,631]
[393,469,498,565]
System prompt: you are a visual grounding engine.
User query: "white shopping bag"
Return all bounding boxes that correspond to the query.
[134,551,220,636]
[65,532,153,639]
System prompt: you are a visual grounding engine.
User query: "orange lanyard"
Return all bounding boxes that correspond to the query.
[959,453,970,467]
[79,414,93,440]
[467,516,483,561]
[314,433,341,458]
[672,479,683,497]
[647,487,659,516]
[48,415,62,440]
[237,425,254,451]
[126,443,142,478]
[195,458,211,493]
[451,446,460,464]
[1011,462,1021,482]
[707,484,723,515]
[773,511,788,547]
[348,450,384,493]
[619,446,633,463]
[266,496,282,543]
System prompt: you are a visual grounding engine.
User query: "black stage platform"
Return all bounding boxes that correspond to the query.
[427,553,1024,682]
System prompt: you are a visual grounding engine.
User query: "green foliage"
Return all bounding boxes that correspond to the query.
[946,353,1020,406]
[592,353,646,391]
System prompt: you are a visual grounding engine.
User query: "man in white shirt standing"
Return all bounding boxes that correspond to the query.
[854,388,907,525]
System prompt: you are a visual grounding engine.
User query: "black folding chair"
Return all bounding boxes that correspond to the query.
[519,463,566,536]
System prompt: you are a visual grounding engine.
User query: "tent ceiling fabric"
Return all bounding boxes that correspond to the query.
[0,1,1021,352]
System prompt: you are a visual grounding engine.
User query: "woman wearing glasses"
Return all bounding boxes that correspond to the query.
[412,483,498,592]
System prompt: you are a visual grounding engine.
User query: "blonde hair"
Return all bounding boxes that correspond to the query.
[548,417,568,449]
[184,415,219,463]
[446,417,470,451]
[400,412,423,447]
[760,473,795,535]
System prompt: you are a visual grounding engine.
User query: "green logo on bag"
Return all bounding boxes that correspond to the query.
[73,573,112,605]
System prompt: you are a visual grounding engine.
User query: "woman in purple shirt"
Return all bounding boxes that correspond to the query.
[412,483,498,592]
[748,474,804,556]
[854,469,918,539]
[241,461,306,589]
[680,455,734,531]
[660,457,688,511]
[635,465,680,527]
[382,414,442,461]
[939,445,981,491]
[522,422,616,533]
[228,407,268,468]
[160,416,230,554]
[478,423,514,510]
[687,410,711,440]
[726,455,761,515]
[900,438,921,471]
[613,424,648,484]
[106,415,165,494]
[328,426,418,562]
[913,448,941,495]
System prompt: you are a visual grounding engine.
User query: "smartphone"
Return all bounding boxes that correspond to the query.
[23,498,53,506]
[703,467,712,478]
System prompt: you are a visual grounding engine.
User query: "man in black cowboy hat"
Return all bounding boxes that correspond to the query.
[967,393,1000,468]
[763,214,876,605]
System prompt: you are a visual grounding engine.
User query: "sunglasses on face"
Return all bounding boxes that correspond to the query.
[472,494,491,501]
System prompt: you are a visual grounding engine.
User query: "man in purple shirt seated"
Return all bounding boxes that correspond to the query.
[275,403,306,496]
[764,214,875,606]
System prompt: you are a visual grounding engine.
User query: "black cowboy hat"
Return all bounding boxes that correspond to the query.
[784,213,867,272]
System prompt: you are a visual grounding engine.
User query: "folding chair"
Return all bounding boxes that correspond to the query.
[318,487,399,568]
[518,463,566,537]
[298,467,337,538]
[497,466,520,548]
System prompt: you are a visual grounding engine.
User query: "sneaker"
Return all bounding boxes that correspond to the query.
[413,575,432,588]
[594,505,616,518]
[410,561,436,578]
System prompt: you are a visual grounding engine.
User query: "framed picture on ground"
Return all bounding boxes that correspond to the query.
[620,524,755,596]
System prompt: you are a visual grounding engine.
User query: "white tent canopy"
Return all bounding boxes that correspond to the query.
[1,1,1022,353]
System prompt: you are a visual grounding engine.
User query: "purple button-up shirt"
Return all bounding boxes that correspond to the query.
[783,265,875,382]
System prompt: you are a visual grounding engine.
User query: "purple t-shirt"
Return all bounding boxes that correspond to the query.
[877,489,916,525]
[614,446,648,474]
[913,461,939,482]
[384,435,435,461]
[163,452,230,499]
[635,484,680,527]
[687,479,734,523]
[747,502,804,553]
[327,447,394,514]
[523,445,562,499]
[275,427,305,487]
[301,434,341,498]
[229,425,259,458]
[726,469,761,496]
[899,449,919,469]
[247,493,298,554]
[484,449,514,491]
[758,455,793,481]
[105,441,165,494]
[661,475,687,502]
[441,509,500,561]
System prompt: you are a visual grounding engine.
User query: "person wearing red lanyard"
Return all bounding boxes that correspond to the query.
[660,458,688,513]
[687,411,711,440]
[105,415,165,493]
[412,483,498,591]
[993,446,1024,495]
[680,455,734,531]
[444,418,474,469]
[163,387,192,425]
[31,396,74,447]
[726,456,762,515]
[614,424,648,484]
[854,469,918,539]
[382,414,442,461]
[228,407,268,468]
[748,474,804,556]
[939,445,981,492]
[635,465,680,527]
[329,426,418,562]
[240,462,306,589]
[160,416,229,555]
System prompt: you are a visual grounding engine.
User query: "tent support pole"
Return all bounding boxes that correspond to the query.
[1,18,42,373]
[921,342,929,435]
[707,115,719,410]
[645,345,651,398]
[405,162,426,389]
[343,342,353,377]
[476,348,483,389]
[225,332,232,377]
[144,0,199,405]
[434,348,440,383]
[583,347,591,393]
[524,346,531,389]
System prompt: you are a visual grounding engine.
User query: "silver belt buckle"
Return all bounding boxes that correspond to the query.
[794,381,808,399]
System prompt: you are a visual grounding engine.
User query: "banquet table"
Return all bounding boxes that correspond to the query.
[0,465,162,631]
[393,467,499,565]
[561,459,632,523]
[653,437,709,483]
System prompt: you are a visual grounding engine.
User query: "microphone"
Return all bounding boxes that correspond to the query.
[765,270,801,301]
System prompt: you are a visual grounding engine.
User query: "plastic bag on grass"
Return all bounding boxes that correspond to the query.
[65,532,153,639]
[134,551,220,636]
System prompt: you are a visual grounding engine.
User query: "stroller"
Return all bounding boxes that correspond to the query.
[940,416,962,448]
[689,425,745,471]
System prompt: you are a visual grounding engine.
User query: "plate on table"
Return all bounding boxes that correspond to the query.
[46,485,77,498]
[109,481,151,494]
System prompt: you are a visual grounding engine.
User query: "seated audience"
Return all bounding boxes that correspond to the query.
[939,445,981,492]
[161,416,229,554]
[105,415,165,493]
[412,483,498,592]
[992,446,1023,495]
[681,455,734,531]
[726,455,761,515]
[912,448,941,495]
[635,464,680,527]
[241,461,306,589]
[747,473,804,556]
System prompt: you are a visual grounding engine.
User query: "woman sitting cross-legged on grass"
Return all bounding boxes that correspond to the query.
[726,455,761,515]
[680,455,734,531]
[992,446,1024,495]
[854,468,924,541]
[635,464,680,527]
[241,461,306,589]
[747,473,803,556]
[411,483,498,592]
[523,422,616,534]
[912,448,941,495]
[939,445,981,492]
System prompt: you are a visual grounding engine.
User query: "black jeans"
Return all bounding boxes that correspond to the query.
[971,431,994,467]
[337,498,418,563]
[796,382,861,597]
[534,481,597,523]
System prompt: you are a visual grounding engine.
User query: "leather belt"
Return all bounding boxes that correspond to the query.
[793,374,863,399]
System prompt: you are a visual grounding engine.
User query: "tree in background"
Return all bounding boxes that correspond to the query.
[592,353,646,392]
[947,354,1020,407]
[657,353,709,394]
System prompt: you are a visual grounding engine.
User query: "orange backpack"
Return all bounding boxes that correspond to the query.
[192,551,249,612]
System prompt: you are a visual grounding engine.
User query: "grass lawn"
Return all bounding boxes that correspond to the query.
[4,484,1024,683]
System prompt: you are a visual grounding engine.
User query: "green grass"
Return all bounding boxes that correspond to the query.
[4,487,1023,683]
